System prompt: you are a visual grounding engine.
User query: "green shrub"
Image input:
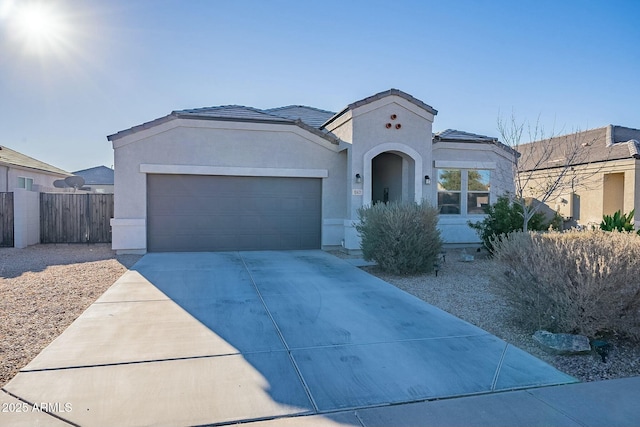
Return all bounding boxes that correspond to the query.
[468,195,548,251]
[356,201,442,275]
[600,209,639,234]
[491,230,640,340]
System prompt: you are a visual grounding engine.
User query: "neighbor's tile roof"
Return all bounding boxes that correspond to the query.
[518,125,640,171]
[0,145,70,176]
[72,165,114,185]
[264,105,336,128]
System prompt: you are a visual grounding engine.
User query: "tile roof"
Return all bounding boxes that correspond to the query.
[264,105,336,128]
[322,89,438,129]
[349,89,438,115]
[107,89,437,144]
[433,129,498,143]
[72,165,114,185]
[0,145,70,176]
[108,105,340,144]
[174,105,292,123]
[518,125,640,171]
[433,129,517,155]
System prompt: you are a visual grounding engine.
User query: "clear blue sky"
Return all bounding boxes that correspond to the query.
[1,0,638,172]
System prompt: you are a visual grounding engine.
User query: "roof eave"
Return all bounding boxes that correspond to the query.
[321,89,438,130]
[107,114,178,142]
[108,112,339,145]
[0,160,71,176]
[347,89,438,116]
[173,112,294,126]
[293,119,340,145]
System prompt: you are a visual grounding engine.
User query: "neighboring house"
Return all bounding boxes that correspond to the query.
[0,145,71,192]
[72,166,115,193]
[107,89,515,254]
[517,125,640,229]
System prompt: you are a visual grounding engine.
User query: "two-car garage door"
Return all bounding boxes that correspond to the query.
[147,175,322,252]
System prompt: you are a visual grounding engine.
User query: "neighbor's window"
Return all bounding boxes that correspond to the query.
[17,177,33,191]
[437,169,461,214]
[467,170,490,214]
[437,169,491,215]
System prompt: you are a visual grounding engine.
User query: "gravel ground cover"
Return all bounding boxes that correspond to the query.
[349,249,640,382]
[0,244,141,387]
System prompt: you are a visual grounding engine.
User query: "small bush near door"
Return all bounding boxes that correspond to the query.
[356,201,442,275]
[491,230,640,340]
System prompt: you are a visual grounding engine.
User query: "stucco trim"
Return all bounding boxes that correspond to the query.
[323,218,344,225]
[110,218,145,226]
[139,164,329,178]
[362,143,423,204]
[434,160,497,170]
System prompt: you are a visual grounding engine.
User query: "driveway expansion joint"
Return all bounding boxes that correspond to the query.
[238,252,320,413]
[490,342,509,391]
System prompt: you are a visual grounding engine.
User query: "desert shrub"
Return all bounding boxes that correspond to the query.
[356,201,442,275]
[600,209,640,234]
[468,195,548,252]
[491,230,640,340]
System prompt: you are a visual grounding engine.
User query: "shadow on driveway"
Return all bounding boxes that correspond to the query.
[132,251,576,416]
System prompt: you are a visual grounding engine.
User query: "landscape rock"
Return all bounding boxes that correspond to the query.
[532,330,591,355]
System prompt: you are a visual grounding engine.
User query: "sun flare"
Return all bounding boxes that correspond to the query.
[5,1,71,55]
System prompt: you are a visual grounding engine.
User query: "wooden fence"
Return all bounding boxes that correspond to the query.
[0,192,14,247]
[40,193,114,243]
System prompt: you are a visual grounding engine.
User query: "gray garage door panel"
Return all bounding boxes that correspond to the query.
[147,175,321,252]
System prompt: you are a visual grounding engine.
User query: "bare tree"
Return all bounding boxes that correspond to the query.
[497,114,601,232]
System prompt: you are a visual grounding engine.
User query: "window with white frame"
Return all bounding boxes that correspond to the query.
[437,169,461,214]
[17,176,33,191]
[467,170,490,214]
[437,169,490,215]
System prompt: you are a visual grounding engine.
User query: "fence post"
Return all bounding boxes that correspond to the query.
[13,189,40,248]
[86,193,91,243]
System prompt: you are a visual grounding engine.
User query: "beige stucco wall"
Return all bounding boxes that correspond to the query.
[520,159,637,228]
[603,173,625,216]
[111,118,346,252]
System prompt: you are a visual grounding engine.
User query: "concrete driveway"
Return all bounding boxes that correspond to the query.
[2,250,575,426]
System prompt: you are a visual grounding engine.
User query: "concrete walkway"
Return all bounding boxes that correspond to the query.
[2,250,638,426]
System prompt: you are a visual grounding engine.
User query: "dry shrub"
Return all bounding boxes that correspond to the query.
[356,201,442,275]
[491,230,640,340]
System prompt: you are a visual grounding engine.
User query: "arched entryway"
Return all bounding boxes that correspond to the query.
[370,150,417,204]
[372,152,403,204]
[363,143,423,205]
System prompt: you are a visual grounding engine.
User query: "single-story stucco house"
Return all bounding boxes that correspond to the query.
[107,89,515,254]
[72,165,115,193]
[518,125,640,229]
[0,145,71,192]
